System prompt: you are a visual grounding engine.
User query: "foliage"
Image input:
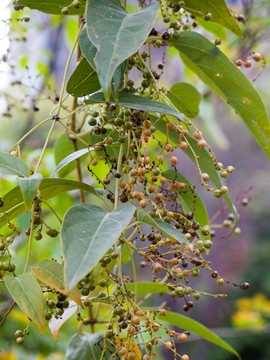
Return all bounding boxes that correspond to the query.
[0,0,269,359]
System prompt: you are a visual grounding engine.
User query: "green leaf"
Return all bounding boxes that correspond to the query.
[85,92,186,123]
[153,118,239,230]
[0,178,101,228]
[125,282,169,296]
[86,0,159,100]
[65,332,115,360]
[112,60,127,100]
[66,58,101,97]
[136,209,189,245]
[169,32,270,160]
[5,274,45,333]
[52,148,91,177]
[0,152,29,177]
[181,0,241,37]
[157,310,241,359]
[163,170,209,239]
[61,204,135,290]
[18,173,43,211]
[31,259,82,306]
[166,82,202,118]
[17,0,85,15]
[197,18,227,40]
[79,30,97,70]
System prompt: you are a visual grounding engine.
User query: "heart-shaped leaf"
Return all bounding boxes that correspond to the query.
[18,173,43,211]
[61,204,135,290]
[86,0,159,100]
[0,152,29,177]
[5,274,45,333]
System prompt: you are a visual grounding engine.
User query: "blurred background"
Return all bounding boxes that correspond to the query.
[0,0,269,359]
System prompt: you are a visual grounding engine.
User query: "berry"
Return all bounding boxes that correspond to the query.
[178,333,187,343]
[14,330,24,338]
[242,282,250,290]
[252,53,262,62]
[165,341,173,349]
[217,278,224,286]
[197,140,207,148]
[243,59,252,68]
[61,7,69,15]
[16,337,24,345]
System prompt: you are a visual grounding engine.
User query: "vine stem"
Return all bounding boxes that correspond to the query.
[23,205,35,273]
[35,120,56,173]
[9,118,51,152]
[114,142,124,210]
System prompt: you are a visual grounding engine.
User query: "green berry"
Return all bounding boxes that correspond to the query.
[16,337,24,345]
[99,279,107,287]
[61,7,69,15]
[45,313,52,321]
[14,330,24,338]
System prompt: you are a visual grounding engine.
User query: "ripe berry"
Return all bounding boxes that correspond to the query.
[159,309,166,316]
[235,59,243,67]
[170,156,178,165]
[243,59,252,68]
[252,53,262,62]
[165,341,173,349]
[128,352,137,360]
[180,141,188,150]
[197,140,207,148]
[194,131,202,139]
[182,355,189,360]
[162,32,170,40]
[242,282,250,290]
[139,199,148,208]
[178,333,187,343]
[118,347,127,356]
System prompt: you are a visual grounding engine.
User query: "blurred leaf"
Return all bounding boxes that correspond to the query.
[156,310,241,359]
[66,58,101,97]
[125,282,169,296]
[0,152,29,177]
[49,301,78,341]
[163,170,209,239]
[61,204,135,290]
[86,0,159,99]
[169,32,270,160]
[18,173,43,211]
[85,92,186,123]
[197,18,227,40]
[17,0,85,15]
[112,60,127,100]
[136,209,189,244]
[65,332,115,360]
[5,274,45,334]
[0,178,101,228]
[31,259,82,306]
[166,82,202,117]
[181,0,241,37]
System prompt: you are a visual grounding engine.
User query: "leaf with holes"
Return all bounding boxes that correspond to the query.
[86,0,159,100]
[5,274,45,333]
[61,204,135,290]
[169,32,270,160]
[18,173,43,211]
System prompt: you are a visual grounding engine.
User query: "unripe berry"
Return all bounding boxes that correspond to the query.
[217,278,224,286]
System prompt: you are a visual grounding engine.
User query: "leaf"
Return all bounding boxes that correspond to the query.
[0,178,101,228]
[79,30,98,70]
[61,204,135,290]
[163,170,209,239]
[197,18,227,40]
[31,259,82,306]
[86,0,159,100]
[157,310,241,359]
[181,0,241,37]
[49,301,78,341]
[18,173,43,211]
[112,60,127,100]
[153,117,239,230]
[85,92,186,123]
[17,0,85,15]
[51,149,91,177]
[65,332,115,360]
[0,152,29,177]
[136,209,189,245]
[125,282,169,296]
[166,82,202,118]
[66,58,101,97]
[169,32,270,160]
[5,274,45,333]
